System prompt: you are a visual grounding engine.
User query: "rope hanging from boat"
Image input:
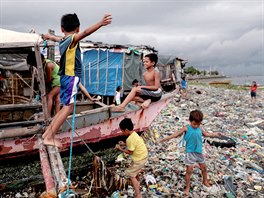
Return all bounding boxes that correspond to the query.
[65,94,77,197]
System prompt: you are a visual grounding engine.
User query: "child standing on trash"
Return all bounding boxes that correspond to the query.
[180,76,188,98]
[42,13,112,147]
[250,81,257,106]
[159,110,221,196]
[115,118,148,198]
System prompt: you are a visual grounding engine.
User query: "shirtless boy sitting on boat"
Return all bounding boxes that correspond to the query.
[111,53,162,112]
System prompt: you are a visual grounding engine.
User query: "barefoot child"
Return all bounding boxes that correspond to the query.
[111,53,162,112]
[115,118,148,198]
[159,110,221,195]
[42,13,112,147]
[180,76,188,98]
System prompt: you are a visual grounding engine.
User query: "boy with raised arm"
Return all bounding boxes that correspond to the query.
[42,13,112,147]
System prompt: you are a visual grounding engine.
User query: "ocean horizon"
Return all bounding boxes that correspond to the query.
[227,75,264,86]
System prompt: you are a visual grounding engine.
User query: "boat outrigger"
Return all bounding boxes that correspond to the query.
[0,28,175,196]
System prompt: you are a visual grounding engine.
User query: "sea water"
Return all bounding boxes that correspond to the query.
[228,75,264,86]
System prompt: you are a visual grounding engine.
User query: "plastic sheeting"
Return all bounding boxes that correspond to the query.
[82,49,145,96]
[0,54,29,71]
[123,52,144,91]
[0,28,42,48]
[157,55,176,66]
[82,49,123,96]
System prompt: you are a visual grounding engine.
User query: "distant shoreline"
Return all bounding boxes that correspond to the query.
[188,75,264,86]
[188,75,227,81]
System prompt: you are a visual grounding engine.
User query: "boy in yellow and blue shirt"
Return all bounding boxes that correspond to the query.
[42,13,112,147]
[116,118,148,198]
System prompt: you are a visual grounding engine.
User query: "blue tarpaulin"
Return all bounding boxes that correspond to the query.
[82,49,123,96]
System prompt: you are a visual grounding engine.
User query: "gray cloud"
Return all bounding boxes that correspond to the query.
[1,0,263,76]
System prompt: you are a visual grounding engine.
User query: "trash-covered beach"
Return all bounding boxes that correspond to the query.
[110,84,264,197]
[1,84,263,197]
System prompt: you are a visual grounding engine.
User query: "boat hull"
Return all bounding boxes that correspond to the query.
[0,93,173,158]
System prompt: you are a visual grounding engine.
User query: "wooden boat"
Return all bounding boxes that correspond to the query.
[0,93,174,158]
[0,28,174,158]
[0,28,175,196]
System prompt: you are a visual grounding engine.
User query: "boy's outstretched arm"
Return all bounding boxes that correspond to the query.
[42,33,63,42]
[159,126,187,143]
[202,128,221,137]
[72,14,112,47]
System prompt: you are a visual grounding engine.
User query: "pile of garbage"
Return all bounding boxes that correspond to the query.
[0,85,263,197]
[109,85,264,197]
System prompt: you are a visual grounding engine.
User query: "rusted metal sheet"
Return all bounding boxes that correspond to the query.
[0,135,38,156]
[0,95,172,157]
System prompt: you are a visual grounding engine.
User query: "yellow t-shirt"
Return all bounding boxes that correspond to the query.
[126,132,148,161]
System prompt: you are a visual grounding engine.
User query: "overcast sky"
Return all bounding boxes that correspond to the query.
[1,0,263,76]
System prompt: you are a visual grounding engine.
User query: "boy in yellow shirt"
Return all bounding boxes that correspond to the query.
[115,118,148,198]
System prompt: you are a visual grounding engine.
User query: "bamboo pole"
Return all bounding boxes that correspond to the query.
[97,49,100,90]
[34,45,49,121]
[30,67,35,101]
[12,75,14,104]
[38,137,56,196]
[15,73,38,94]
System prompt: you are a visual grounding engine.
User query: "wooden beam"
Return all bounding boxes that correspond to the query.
[38,137,56,196]
[0,125,42,139]
[34,45,49,122]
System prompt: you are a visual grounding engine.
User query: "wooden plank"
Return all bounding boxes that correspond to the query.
[0,125,41,139]
[0,102,40,111]
[0,120,44,128]
[34,46,49,123]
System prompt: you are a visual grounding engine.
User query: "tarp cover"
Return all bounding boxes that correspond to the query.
[123,52,145,91]
[0,29,42,71]
[0,28,42,48]
[82,49,123,96]
[82,49,145,96]
[0,54,29,71]
[157,55,176,66]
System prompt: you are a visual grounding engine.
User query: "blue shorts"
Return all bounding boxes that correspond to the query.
[60,75,80,105]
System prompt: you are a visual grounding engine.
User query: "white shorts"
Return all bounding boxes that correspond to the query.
[184,152,205,165]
